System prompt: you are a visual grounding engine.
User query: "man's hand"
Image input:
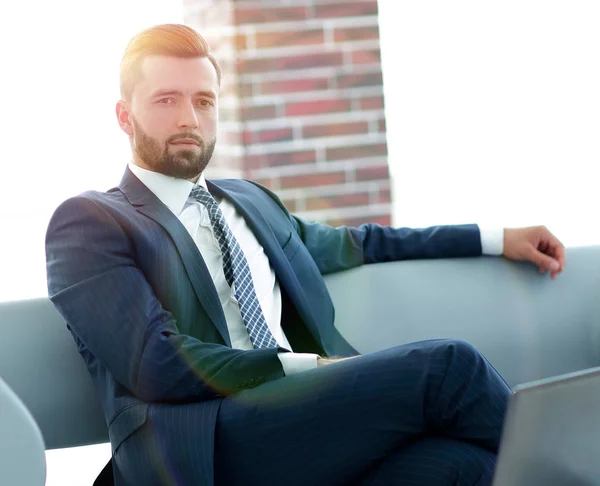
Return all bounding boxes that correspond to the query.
[503,226,566,279]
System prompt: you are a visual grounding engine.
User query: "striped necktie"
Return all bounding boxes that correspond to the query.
[189,185,279,349]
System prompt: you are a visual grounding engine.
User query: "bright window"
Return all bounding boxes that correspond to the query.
[0,0,183,305]
[0,1,183,483]
[379,0,600,247]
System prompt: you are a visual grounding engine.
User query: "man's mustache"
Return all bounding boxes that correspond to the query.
[167,133,204,146]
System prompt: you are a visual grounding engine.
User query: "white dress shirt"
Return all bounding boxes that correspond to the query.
[128,162,504,375]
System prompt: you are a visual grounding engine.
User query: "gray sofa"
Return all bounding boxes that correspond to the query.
[2,246,600,484]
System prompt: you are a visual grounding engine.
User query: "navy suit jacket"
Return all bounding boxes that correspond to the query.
[45,168,482,484]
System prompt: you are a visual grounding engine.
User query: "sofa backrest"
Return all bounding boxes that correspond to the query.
[1,247,599,451]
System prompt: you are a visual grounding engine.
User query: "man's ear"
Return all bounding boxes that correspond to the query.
[116,100,134,136]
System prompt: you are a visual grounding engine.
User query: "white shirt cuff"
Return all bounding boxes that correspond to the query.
[278,352,319,375]
[479,227,504,255]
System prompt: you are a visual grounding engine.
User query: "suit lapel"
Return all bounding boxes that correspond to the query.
[207,180,292,279]
[119,168,231,346]
[207,180,319,335]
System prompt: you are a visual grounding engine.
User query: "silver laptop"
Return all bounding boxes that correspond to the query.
[493,366,600,486]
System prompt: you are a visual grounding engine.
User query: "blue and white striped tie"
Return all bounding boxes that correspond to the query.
[189,185,279,349]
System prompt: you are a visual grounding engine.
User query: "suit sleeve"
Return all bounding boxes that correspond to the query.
[45,196,285,403]
[248,181,483,275]
[291,216,483,275]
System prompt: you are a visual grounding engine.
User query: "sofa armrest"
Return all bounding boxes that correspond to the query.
[0,377,46,485]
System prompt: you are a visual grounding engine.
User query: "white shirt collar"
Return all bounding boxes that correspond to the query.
[128,161,207,216]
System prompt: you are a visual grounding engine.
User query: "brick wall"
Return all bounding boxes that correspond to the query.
[185,0,391,226]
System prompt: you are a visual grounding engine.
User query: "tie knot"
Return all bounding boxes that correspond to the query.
[189,185,217,209]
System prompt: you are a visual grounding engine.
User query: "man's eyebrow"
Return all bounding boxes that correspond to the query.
[152,89,216,99]
[194,90,217,99]
[152,89,182,98]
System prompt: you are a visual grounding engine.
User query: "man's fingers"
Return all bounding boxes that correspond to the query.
[529,247,560,272]
[538,230,566,273]
[548,244,566,272]
[555,245,566,271]
[545,232,566,266]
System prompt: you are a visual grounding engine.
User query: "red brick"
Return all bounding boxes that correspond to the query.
[235,6,308,24]
[337,72,383,89]
[286,99,352,117]
[282,199,297,212]
[303,121,369,139]
[306,192,370,211]
[253,177,275,189]
[327,214,391,228]
[233,33,248,51]
[241,104,277,121]
[206,32,248,51]
[334,26,380,43]
[378,118,386,132]
[219,82,236,98]
[219,58,236,77]
[355,165,390,182]
[242,131,254,145]
[326,143,388,161]
[201,34,221,51]
[360,96,385,110]
[189,2,232,27]
[221,80,241,97]
[245,150,316,170]
[219,105,238,123]
[352,49,381,65]
[239,81,255,98]
[315,2,378,19]
[261,77,330,95]
[206,153,241,173]
[253,127,295,144]
[374,189,392,204]
[280,172,346,189]
[220,130,242,145]
[241,52,344,74]
[256,29,325,49]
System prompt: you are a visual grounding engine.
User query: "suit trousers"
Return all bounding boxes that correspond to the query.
[115,339,510,486]
[214,339,510,486]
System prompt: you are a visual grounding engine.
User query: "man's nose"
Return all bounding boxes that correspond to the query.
[177,101,199,130]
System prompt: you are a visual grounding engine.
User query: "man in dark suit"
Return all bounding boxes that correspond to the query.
[45,24,565,486]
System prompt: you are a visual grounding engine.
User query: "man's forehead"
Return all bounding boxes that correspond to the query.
[138,55,219,92]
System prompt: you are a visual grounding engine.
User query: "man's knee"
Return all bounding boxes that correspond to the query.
[433,339,500,386]
[443,339,484,363]
[417,338,485,372]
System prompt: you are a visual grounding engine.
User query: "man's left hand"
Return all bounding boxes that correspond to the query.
[503,226,566,279]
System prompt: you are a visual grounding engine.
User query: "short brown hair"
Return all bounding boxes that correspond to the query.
[120,24,222,100]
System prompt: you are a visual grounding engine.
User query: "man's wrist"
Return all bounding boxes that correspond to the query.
[317,356,357,367]
[479,226,505,256]
[278,352,319,374]
[317,357,333,367]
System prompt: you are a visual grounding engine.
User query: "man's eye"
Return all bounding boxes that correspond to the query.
[158,98,174,104]
[196,100,213,107]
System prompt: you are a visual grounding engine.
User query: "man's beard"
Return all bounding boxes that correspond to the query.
[131,118,216,180]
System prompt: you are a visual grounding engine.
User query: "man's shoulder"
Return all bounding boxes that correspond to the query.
[50,187,134,226]
[62,186,130,209]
